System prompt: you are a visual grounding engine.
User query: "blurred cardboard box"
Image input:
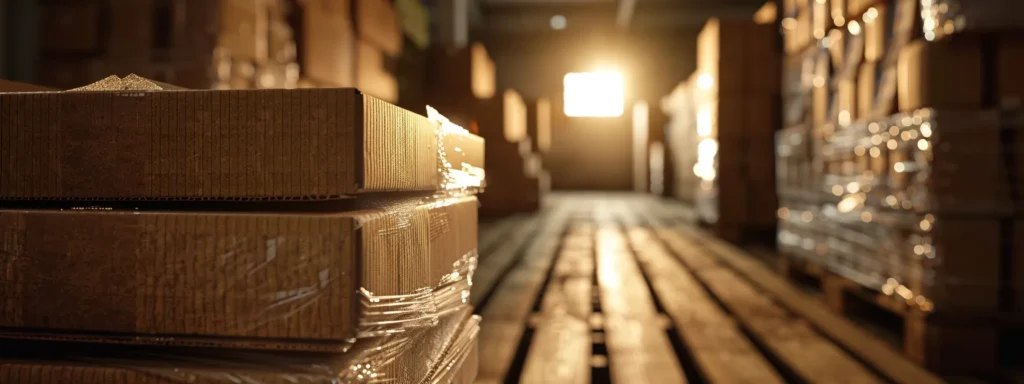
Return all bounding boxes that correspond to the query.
[357,40,399,102]
[301,0,355,87]
[219,0,269,61]
[355,0,403,57]
[897,37,984,112]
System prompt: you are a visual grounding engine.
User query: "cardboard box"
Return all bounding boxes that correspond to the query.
[218,0,269,61]
[0,85,484,200]
[301,0,356,87]
[425,43,497,112]
[355,0,403,57]
[356,40,399,102]
[913,217,1002,313]
[897,37,984,112]
[0,196,478,351]
[921,110,1010,213]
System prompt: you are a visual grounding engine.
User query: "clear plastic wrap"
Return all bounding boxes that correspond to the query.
[0,251,479,384]
[808,107,1022,312]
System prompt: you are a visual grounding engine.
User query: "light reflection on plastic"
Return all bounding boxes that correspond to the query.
[563,71,625,117]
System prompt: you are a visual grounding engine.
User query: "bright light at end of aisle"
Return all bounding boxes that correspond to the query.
[697,74,714,90]
[563,71,624,117]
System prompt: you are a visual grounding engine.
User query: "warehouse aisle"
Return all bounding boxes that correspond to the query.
[471,193,942,384]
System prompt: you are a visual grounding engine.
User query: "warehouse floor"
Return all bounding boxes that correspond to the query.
[470,193,945,384]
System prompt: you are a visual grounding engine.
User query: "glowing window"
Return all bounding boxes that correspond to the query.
[563,71,624,117]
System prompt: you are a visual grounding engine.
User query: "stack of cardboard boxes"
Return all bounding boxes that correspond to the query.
[692,17,782,244]
[424,43,545,216]
[662,75,700,205]
[35,0,405,103]
[777,0,1024,375]
[37,0,220,89]
[0,77,484,383]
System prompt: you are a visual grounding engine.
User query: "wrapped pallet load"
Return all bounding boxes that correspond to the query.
[0,76,484,383]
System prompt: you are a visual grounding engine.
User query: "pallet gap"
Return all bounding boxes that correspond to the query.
[505,220,573,382]
[473,221,544,314]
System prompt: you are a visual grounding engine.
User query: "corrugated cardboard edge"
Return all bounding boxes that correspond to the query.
[360,92,439,192]
[0,197,479,351]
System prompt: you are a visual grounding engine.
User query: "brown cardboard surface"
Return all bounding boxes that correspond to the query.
[355,0,403,58]
[218,0,269,61]
[356,40,399,102]
[0,196,479,350]
[897,37,984,112]
[426,43,497,106]
[301,0,355,87]
[0,87,483,199]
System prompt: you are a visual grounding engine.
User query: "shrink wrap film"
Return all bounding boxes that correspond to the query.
[0,307,481,384]
[0,196,480,352]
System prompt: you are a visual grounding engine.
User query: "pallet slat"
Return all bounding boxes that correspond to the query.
[476,210,568,383]
[598,228,688,384]
[679,226,945,384]
[634,229,785,384]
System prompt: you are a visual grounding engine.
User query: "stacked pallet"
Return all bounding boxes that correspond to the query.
[0,77,484,383]
[692,17,782,244]
[777,0,1024,376]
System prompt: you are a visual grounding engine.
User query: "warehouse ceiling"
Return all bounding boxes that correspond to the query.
[478,0,768,32]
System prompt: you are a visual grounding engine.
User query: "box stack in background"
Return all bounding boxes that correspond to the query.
[0,77,484,383]
[423,43,545,216]
[475,90,546,216]
[35,0,407,103]
[661,77,700,205]
[692,16,782,244]
[777,0,1024,375]
[38,0,220,89]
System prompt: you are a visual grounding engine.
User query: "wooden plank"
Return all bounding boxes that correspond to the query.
[604,317,687,384]
[519,317,591,384]
[521,232,594,384]
[541,248,593,320]
[679,227,945,384]
[701,268,884,383]
[597,228,687,384]
[660,230,884,383]
[476,210,569,383]
[633,229,785,384]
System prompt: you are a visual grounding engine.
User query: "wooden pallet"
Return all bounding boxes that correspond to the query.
[473,194,943,384]
[776,251,1011,377]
